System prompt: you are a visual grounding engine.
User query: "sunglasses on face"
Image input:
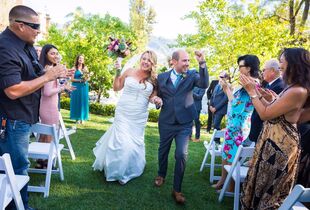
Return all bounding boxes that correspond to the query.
[15,20,40,30]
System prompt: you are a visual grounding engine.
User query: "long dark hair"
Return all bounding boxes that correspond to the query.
[74,54,85,70]
[280,48,310,92]
[39,44,58,67]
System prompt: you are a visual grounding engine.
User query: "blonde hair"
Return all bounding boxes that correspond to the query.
[141,50,158,88]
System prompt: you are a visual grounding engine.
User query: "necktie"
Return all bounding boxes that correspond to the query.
[174,74,182,87]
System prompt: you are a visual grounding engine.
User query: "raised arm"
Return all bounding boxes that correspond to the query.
[240,74,308,121]
[4,65,66,100]
[193,51,209,88]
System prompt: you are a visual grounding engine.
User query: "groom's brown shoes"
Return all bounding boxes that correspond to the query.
[172,190,186,204]
[154,176,165,187]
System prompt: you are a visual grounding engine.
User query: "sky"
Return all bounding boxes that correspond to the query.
[23,0,200,40]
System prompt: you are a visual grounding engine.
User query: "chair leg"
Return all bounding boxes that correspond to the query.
[210,151,216,183]
[57,152,64,181]
[44,158,53,198]
[200,149,209,172]
[234,176,240,210]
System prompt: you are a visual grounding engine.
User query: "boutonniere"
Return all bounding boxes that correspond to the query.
[181,72,187,78]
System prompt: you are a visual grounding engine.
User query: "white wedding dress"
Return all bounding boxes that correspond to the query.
[92,76,153,184]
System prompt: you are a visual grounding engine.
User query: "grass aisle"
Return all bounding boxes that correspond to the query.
[29,109,233,210]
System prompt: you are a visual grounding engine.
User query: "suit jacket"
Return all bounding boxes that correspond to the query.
[193,87,206,111]
[206,80,219,100]
[210,84,228,116]
[157,67,209,125]
[249,77,286,142]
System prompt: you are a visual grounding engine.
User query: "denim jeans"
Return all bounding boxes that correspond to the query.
[0,119,31,209]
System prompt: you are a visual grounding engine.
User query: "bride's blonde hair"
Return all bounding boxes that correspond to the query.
[141,50,157,88]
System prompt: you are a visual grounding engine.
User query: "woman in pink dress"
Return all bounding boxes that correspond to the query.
[37,44,73,168]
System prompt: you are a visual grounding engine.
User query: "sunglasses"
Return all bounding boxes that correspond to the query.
[15,20,40,30]
[238,65,247,68]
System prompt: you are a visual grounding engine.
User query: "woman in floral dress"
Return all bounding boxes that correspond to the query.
[212,55,260,191]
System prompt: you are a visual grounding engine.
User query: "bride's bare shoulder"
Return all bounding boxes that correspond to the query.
[123,68,135,77]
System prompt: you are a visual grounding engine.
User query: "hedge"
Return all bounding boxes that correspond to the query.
[60,97,226,127]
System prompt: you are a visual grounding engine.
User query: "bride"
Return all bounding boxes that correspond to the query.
[92,50,159,184]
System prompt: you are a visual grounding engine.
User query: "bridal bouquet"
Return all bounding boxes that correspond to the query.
[105,37,133,59]
[81,67,93,82]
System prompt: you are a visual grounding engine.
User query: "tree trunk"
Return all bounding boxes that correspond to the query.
[301,0,310,26]
[289,0,296,35]
[96,90,102,103]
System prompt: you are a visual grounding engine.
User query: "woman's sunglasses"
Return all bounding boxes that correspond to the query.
[15,20,40,30]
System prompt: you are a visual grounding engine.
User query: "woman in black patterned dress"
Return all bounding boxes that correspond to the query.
[239,48,310,210]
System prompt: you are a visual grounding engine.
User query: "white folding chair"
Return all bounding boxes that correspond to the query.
[28,123,64,198]
[0,153,29,210]
[218,145,255,210]
[200,129,225,183]
[279,184,310,210]
[58,112,76,160]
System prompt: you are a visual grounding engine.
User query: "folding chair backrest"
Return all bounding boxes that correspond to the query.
[219,145,255,204]
[0,154,25,210]
[279,184,310,210]
[213,130,225,139]
[30,123,59,151]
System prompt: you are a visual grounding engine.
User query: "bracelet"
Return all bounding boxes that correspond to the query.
[250,95,258,99]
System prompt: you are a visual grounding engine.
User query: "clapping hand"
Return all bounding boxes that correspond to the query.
[64,83,76,92]
[239,74,256,95]
[258,88,278,102]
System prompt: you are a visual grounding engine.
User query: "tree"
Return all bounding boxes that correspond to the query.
[129,0,156,52]
[270,0,310,35]
[40,8,137,102]
[177,0,309,78]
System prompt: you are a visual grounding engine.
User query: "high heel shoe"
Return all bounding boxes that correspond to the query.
[211,183,224,190]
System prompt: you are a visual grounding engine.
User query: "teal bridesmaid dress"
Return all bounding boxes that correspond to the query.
[70,69,89,121]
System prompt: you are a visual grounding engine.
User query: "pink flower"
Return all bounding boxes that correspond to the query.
[235,135,243,141]
[227,154,232,159]
[223,144,230,152]
[225,131,231,140]
[236,140,242,146]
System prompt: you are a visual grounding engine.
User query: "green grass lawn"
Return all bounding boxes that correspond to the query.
[29,109,233,210]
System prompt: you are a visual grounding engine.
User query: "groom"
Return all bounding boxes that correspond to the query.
[153,49,209,204]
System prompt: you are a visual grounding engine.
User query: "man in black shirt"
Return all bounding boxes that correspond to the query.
[0,5,67,210]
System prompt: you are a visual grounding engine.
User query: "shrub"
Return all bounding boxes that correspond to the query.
[60,98,116,116]
[60,97,70,110]
[148,109,160,122]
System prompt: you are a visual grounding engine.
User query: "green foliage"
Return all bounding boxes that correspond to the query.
[200,114,226,128]
[89,103,116,116]
[60,97,71,110]
[60,98,116,116]
[129,0,156,52]
[148,108,160,122]
[177,0,310,78]
[40,8,138,102]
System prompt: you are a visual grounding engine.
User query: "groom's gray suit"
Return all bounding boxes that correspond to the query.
[157,66,209,192]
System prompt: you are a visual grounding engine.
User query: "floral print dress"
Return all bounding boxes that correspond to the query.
[222,87,254,163]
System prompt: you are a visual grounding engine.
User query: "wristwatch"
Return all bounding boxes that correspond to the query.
[250,95,258,99]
